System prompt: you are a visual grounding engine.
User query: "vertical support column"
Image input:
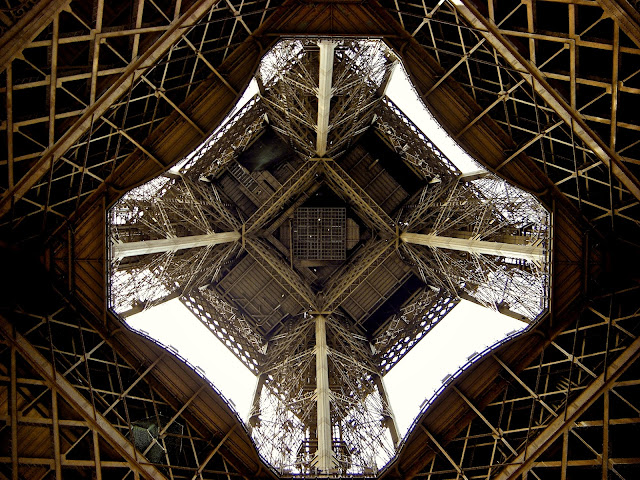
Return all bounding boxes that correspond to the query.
[602,390,610,479]
[247,373,265,433]
[10,341,18,480]
[316,41,336,157]
[51,391,62,480]
[375,374,400,447]
[314,315,333,472]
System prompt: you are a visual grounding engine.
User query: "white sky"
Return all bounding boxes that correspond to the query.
[124,60,527,444]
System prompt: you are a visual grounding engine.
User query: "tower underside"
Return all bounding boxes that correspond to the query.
[0,1,638,480]
[108,39,549,475]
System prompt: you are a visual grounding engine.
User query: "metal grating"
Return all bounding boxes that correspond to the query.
[293,208,346,261]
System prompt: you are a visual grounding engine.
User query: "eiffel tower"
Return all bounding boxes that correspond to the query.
[1,1,639,479]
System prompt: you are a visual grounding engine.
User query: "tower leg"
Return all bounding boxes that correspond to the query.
[314,315,333,472]
[375,374,400,446]
[247,373,265,433]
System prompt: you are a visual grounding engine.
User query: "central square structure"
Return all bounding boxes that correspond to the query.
[293,207,346,261]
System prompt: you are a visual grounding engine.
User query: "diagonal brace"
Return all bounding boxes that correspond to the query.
[454,0,640,202]
[494,333,640,480]
[0,316,168,480]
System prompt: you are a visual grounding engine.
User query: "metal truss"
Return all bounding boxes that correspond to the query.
[251,313,397,476]
[384,0,640,234]
[401,172,550,319]
[244,160,320,235]
[373,287,460,372]
[0,287,271,480]
[109,174,241,314]
[319,237,396,312]
[244,237,317,311]
[257,39,396,159]
[106,37,554,476]
[0,0,281,238]
[181,98,269,181]
[400,284,640,480]
[182,287,266,374]
[322,160,397,236]
[375,97,460,181]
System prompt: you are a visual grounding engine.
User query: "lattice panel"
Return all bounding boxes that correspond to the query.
[293,207,346,261]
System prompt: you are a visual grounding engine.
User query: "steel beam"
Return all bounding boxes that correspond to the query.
[322,160,396,236]
[374,375,400,447]
[321,239,395,312]
[112,231,240,259]
[244,161,320,235]
[247,373,266,431]
[0,0,71,74]
[316,41,336,157]
[0,0,220,217]
[596,0,640,48]
[314,315,333,473]
[401,232,544,263]
[0,316,168,480]
[244,237,318,310]
[494,334,640,480]
[455,0,640,202]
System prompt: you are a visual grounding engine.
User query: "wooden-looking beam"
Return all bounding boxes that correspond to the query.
[0,316,168,480]
[455,0,640,203]
[596,0,640,48]
[0,0,221,218]
[0,0,71,74]
[494,333,640,480]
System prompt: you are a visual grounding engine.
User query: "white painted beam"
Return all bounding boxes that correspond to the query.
[458,170,489,182]
[112,231,240,259]
[316,41,336,157]
[314,315,334,473]
[401,232,544,263]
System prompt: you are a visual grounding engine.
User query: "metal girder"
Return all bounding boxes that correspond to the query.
[596,0,640,48]
[110,239,239,315]
[320,238,395,312]
[455,0,640,203]
[0,0,71,74]
[0,316,168,480]
[372,288,452,367]
[112,231,240,259]
[314,315,334,473]
[316,41,336,157]
[184,288,266,372]
[0,0,220,217]
[420,425,469,480]
[374,375,400,447]
[322,160,396,236]
[495,333,640,480]
[244,237,317,310]
[244,161,320,235]
[401,232,544,263]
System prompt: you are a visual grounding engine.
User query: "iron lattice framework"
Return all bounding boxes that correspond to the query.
[382,0,640,238]
[1,1,639,480]
[107,38,550,476]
